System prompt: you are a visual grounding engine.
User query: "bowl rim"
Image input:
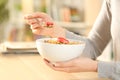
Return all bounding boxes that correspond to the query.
[36,38,85,46]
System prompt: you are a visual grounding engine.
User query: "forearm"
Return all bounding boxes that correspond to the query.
[65,30,100,59]
[66,0,112,59]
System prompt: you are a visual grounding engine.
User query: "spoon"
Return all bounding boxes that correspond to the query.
[35,18,54,28]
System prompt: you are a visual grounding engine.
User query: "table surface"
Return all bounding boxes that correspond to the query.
[0,53,110,80]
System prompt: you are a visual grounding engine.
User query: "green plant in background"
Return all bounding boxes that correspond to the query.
[14,0,22,11]
[0,0,9,24]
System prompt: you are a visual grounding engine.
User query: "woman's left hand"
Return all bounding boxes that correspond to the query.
[43,57,98,73]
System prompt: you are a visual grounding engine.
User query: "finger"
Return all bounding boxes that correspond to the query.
[32,29,41,35]
[24,12,48,19]
[26,19,38,25]
[43,58,50,63]
[43,59,56,68]
[43,59,68,72]
[43,59,78,73]
[53,67,72,73]
[44,61,75,73]
[53,58,77,68]
[24,14,33,19]
[30,24,41,29]
[53,66,84,73]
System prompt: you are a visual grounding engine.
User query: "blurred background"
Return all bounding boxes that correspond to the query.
[1,0,113,61]
[0,0,103,42]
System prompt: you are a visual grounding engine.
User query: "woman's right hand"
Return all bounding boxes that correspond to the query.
[24,12,65,38]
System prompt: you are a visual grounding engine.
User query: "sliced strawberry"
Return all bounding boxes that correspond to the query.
[57,37,69,44]
[46,22,54,27]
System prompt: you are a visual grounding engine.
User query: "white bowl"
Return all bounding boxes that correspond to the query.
[36,38,85,62]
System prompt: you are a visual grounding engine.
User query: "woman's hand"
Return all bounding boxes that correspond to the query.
[43,57,98,73]
[24,12,65,38]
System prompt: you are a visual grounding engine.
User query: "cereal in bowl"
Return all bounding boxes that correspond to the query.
[44,37,81,45]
